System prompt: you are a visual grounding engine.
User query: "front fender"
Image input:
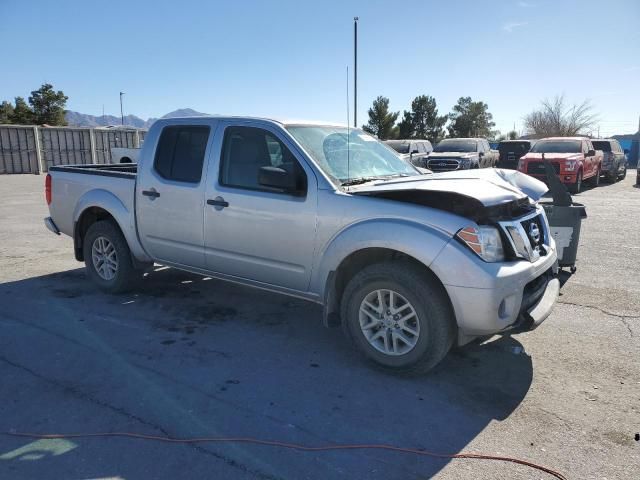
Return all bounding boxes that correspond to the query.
[310,218,452,299]
[73,189,150,262]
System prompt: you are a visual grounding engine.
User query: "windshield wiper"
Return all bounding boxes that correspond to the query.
[340,176,383,187]
[341,174,412,187]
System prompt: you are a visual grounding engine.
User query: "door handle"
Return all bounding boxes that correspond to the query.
[207,197,229,208]
[142,189,160,198]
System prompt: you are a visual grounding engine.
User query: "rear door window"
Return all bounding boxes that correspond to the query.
[154,125,210,183]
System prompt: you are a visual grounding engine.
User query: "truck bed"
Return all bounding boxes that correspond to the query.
[49,163,137,179]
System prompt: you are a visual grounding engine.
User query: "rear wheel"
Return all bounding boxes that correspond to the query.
[587,168,600,187]
[569,170,582,194]
[83,220,140,293]
[341,262,455,374]
[619,165,627,180]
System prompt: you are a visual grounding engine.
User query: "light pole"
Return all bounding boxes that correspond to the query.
[119,92,125,126]
[353,17,358,128]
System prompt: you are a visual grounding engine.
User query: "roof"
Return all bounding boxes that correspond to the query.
[537,136,589,141]
[153,115,349,128]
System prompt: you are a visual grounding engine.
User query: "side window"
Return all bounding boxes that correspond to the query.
[220,126,306,193]
[154,125,210,183]
[417,142,427,154]
[477,141,484,153]
[583,142,589,154]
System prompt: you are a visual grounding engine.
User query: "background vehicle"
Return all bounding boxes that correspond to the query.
[591,139,627,182]
[427,138,498,172]
[497,140,535,169]
[384,139,432,168]
[44,116,558,373]
[111,147,140,164]
[518,137,603,194]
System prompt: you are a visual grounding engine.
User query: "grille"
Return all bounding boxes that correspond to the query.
[427,158,460,172]
[526,161,559,175]
[520,214,547,254]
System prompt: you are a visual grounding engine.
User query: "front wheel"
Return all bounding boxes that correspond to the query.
[83,220,140,293]
[619,165,626,180]
[569,171,582,194]
[341,262,455,374]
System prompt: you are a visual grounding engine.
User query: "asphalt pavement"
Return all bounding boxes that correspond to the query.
[0,172,638,479]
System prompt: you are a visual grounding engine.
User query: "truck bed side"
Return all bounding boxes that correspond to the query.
[47,164,150,263]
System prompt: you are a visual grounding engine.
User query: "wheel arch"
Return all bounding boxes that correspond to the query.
[321,246,453,329]
[72,189,150,264]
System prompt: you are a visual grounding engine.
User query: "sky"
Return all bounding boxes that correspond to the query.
[1,0,639,137]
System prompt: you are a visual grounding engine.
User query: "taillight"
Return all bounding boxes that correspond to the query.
[45,174,52,205]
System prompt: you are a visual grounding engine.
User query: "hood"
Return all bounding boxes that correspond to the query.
[350,169,548,222]
[523,153,581,161]
[429,151,477,158]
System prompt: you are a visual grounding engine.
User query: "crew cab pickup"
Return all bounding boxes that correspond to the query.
[518,137,603,193]
[44,117,559,373]
[427,138,498,172]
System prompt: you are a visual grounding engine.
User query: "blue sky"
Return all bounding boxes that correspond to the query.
[1,0,638,136]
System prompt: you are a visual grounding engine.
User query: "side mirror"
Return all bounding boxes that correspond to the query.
[587,149,595,157]
[478,151,484,157]
[258,166,301,194]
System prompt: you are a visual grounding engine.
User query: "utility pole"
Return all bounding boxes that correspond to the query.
[119,92,125,126]
[353,16,358,128]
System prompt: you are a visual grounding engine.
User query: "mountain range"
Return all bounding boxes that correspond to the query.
[64,108,208,128]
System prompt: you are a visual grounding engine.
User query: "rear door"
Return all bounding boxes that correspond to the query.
[136,122,215,268]
[202,121,318,291]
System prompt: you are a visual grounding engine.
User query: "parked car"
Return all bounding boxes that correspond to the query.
[591,139,627,182]
[427,138,498,172]
[384,139,432,168]
[44,116,559,373]
[111,147,140,164]
[518,137,603,194]
[497,140,535,169]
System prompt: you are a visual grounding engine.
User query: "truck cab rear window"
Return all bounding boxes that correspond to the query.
[154,126,210,183]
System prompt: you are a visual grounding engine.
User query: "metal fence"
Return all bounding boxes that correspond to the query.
[0,125,146,174]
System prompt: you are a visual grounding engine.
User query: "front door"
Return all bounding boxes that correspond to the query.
[136,123,214,268]
[203,122,318,292]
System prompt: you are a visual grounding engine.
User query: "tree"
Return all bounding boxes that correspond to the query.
[447,97,496,138]
[9,97,34,124]
[397,111,414,139]
[523,95,597,138]
[0,101,14,124]
[29,83,68,125]
[409,95,447,142]
[508,130,518,140]
[362,96,399,140]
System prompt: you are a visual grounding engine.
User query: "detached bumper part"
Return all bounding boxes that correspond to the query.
[504,271,559,333]
[44,216,60,235]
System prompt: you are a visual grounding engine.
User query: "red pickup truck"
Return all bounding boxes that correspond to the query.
[517,137,603,193]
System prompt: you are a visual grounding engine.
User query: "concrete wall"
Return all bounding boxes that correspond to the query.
[0,125,146,174]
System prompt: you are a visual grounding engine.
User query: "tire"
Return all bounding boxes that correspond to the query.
[83,220,140,293]
[606,171,617,183]
[340,262,456,374]
[619,165,626,180]
[587,168,600,187]
[569,170,582,194]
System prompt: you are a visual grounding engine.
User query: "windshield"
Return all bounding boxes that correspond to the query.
[591,141,611,152]
[384,141,410,154]
[498,141,530,152]
[286,126,418,184]
[530,140,581,153]
[433,140,477,153]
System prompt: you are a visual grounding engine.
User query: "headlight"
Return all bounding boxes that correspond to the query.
[564,160,577,171]
[456,226,505,262]
[460,157,472,167]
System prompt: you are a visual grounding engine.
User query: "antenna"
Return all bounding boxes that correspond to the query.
[346,66,351,185]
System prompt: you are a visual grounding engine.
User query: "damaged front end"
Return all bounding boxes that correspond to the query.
[351,169,554,263]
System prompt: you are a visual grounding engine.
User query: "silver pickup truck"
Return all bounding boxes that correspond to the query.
[45,116,559,373]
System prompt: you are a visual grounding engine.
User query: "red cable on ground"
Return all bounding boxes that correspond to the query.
[4,431,567,480]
